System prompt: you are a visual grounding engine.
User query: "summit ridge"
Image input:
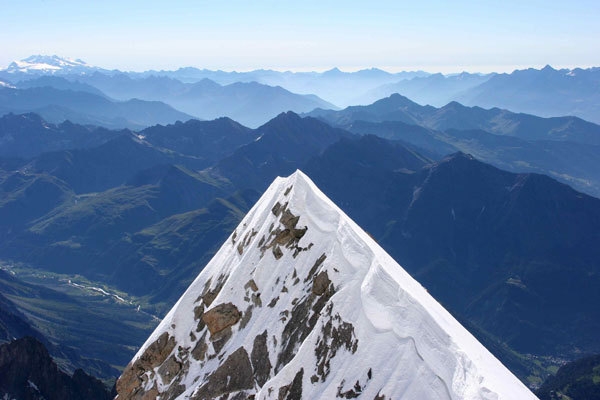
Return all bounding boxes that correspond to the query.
[116,170,536,400]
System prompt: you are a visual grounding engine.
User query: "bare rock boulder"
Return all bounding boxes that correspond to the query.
[202,303,242,336]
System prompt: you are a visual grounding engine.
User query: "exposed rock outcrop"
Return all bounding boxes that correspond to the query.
[202,303,242,336]
[192,347,253,399]
[116,332,175,399]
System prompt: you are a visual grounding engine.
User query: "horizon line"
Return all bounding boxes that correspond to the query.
[2,55,599,76]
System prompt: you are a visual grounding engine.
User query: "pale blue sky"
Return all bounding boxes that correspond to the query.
[2,0,599,73]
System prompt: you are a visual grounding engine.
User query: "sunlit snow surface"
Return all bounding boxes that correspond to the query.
[5,55,90,73]
[124,170,537,399]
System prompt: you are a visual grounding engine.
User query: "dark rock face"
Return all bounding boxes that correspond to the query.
[116,332,176,399]
[276,278,336,372]
[191,333,208,361]
[202,303,242,336]
[260,202,311,259]
[200,275,228,307]
[335,369,373,399]
[278,368,304,400]
[158,355,182,384]
[192,347,254,399]
[251,331,272,387]
[315,305,359,382]
[312,271,331,296]
[0,336,110,400]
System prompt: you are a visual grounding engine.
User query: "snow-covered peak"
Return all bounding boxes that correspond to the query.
[0,80,15,88]
[4,55,96,74]
[116,170,537,400]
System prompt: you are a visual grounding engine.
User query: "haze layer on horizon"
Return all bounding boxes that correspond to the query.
[2,0,599,74]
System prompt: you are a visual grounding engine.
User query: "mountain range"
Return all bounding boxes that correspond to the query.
[0,112,598,393]
[0,85,193,130]
[306,94,600,197]
[358,71,493,106]
[3,56,599,125]
[1,57,338,128]
[0,56,600,397]
[61,74,337,128]
[355,66,600,124]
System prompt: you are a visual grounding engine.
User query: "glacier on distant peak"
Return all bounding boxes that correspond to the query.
[4,55,95,74]
[116,170,538,400]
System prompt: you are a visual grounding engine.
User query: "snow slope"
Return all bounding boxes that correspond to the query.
[116,170,537,399]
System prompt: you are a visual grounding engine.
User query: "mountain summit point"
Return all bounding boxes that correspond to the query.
[116,170,536,399]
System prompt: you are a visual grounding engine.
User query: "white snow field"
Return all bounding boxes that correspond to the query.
[117,170,538,400]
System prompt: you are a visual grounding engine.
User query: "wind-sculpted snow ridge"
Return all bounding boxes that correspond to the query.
[115,170,538,400]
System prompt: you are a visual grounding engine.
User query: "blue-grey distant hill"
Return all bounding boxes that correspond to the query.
[457,65,600,124]
[120,66,430,107]
[306,94,600,197]
[0,85,194,130]
[357,72,493,106]
[359,65,600,124]
[14,72,335,128]
[60,73,337,128]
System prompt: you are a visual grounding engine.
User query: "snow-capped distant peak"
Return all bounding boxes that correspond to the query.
[4,55,96,74]
[116,170,537,400]
[0,80,15,88]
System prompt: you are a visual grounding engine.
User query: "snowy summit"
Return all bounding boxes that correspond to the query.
[4,55,96,74]
[116,170,537,400]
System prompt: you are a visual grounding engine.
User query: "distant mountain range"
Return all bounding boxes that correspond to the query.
[1,112,599,390]
[358,71,493,106]
[3,56,599,124]
[2,63,338,128]
[0,56,429,107]
[457,65,600,124]
[356,65,600,124]
[35,73,336,127]
[0,85,194,130]
[306,94,600,198]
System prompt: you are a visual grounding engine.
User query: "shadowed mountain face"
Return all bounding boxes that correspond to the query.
[140,117,258,159]
[212,112,353,190]
[0,113,125,158]
[0,292,45,344]
[23,134,209,194]
[0,337,111,400]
